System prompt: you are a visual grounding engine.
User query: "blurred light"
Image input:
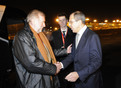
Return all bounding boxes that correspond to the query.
[55,18,59,23]
[86,18,90,21]
[93,19,97,23]
[54,27,58,31]
[113,20,116,23]
[67,22,69,27]
[104,20,108,23]
[116,19,120,22]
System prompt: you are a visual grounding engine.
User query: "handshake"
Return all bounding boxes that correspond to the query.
[54,62,79,82]
[54,61,62,75]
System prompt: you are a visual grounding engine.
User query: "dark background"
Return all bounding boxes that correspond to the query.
[1,0,121,25]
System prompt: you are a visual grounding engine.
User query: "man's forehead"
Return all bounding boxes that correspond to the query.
[69,14,74,20]
[38,15,45,20]
[58,16,66,19]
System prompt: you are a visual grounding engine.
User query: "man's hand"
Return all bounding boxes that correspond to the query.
[65,72,79,82]
[67,44,72,54]
[54,62,62,75]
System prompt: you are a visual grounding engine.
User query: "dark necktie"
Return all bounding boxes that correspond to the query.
[63,31,66,38]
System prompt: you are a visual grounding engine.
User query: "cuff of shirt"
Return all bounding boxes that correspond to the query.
[60,62,64,69]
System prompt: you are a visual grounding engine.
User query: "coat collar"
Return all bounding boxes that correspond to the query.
[24,19,33,37]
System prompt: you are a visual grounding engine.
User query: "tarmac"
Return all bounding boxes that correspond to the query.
[95,29,121,88]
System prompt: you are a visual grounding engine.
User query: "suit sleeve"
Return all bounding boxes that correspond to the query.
[77,34,102,82]
[61,44,74,69]
[13,34,56,75]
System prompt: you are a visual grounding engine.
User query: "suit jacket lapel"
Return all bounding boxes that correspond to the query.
[57,29,63,46]
[75,28,89,53]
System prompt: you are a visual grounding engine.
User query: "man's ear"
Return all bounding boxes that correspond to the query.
[77,20,82,24]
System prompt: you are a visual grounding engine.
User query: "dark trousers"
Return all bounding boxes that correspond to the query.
[58,73,74,88]
[0,71,9,88]
[58,63,74,88]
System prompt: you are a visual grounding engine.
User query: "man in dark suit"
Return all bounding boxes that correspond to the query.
[55,11,103,88]
[51,13,75,88]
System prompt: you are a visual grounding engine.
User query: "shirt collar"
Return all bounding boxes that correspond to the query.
[61,27,68,35]
[61,27,67,33]
[77,25,87,35]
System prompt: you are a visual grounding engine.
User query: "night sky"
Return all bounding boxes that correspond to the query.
[3,0,121,26]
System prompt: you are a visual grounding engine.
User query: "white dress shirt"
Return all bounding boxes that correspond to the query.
[61,27,67,36]
[75,25,87,48]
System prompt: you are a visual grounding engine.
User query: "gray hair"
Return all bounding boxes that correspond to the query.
[73,11,85,24]
[26,9,45,22]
